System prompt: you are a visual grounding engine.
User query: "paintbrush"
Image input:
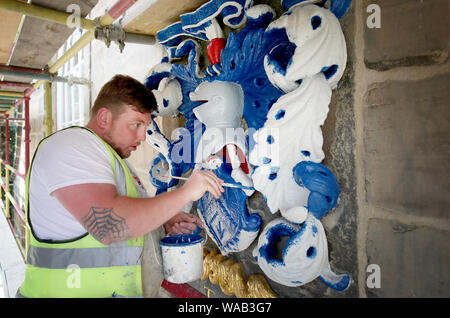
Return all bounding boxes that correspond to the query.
[162,175,254,190]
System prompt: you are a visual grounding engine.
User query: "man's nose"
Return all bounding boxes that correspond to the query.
[138,127,146,141]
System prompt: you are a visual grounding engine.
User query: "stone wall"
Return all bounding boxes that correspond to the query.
[355,0,450,297]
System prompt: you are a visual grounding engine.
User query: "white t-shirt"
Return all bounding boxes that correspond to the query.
[29,127,148,241]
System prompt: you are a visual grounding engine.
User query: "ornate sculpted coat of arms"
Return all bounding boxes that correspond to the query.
[146,0,352,291]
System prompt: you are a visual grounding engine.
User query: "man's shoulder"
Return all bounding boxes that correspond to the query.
[43,127,101,148]
[37,127,108,160]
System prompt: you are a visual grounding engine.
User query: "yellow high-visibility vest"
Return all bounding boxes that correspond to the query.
[19,127,144,298]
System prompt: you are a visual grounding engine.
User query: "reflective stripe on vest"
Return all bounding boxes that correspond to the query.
[19,126,144,298]
[27,244,143,269]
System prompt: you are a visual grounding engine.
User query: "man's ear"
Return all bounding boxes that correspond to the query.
[96,107,113,129]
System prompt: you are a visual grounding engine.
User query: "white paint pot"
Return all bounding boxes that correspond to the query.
[160,234,205,284]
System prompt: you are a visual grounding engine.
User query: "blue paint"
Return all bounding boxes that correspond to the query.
[301,150,310,157]
[319,274,351,291]
[292,161,340,219]
[261,157,272,164]
[275,109,285,120]
[306,246,316,258]
[145,71,172,91]
[163,98,169,107]
[266,135,274,144]
[181,0,251,34]
[196,163,262,254]
[311,15,322,30]
[215,17,284,134]
[258,222,296,265]
[193,226,202,235]
[147,130,153,135]
[181,250,186,254]
[160,234,205,247]
[268,166,280,180]
[291,280,302,284]
[328,0,352,19]
[321,64,338,80]
[312,225,318,237]
[281,0,352,19]
[281,0,325,11]
[266,27,296,77]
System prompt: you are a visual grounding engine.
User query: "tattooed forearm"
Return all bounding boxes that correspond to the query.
[81,207,131,245]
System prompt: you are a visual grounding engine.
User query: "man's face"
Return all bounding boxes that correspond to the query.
[103,105,152,158]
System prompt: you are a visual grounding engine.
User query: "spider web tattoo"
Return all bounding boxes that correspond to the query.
[81,207,131,244]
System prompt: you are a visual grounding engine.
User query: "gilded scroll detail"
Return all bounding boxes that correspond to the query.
[202,249,277,298]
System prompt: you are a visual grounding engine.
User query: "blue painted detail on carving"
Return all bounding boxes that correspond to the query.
[157,22,208,56]
[258,222,295,266]
[261,157,271,164]
[163,98,169,107]
[145,71,172,91]
[306,246,316,258]
[321,64,338,80]
[147,120,193,194]
[215,13,284,135]
[196,163,261,253]
[267,135,274,144]
[311,15,322,30]
[149,155,174,192]
[329,0,352,19]
[275,109,285,120]
[149,2,290,255]
[268,172,277,181]
[281,0,325,11]
[265,27,295,77]
[292,161,340,219]
[181,0,252,35]
[301,150,310,157]
[281,0,352,19]
[312,225,318,237]
[160,7,284,155]
[319,274,351,291]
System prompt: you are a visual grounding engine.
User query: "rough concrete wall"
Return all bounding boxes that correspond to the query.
[354,0,450,297]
